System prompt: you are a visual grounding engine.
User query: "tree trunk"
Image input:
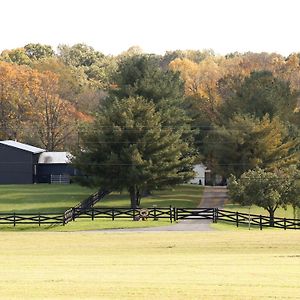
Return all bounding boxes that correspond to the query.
[129,186,139,209]
[268,209,275,227]
[136,187,141,207]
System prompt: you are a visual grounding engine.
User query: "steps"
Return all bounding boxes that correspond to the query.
[63,189,110,224]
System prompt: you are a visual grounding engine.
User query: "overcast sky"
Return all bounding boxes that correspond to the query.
[1,0,299,56]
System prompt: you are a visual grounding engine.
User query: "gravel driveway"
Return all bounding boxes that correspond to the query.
[100,186,228,232]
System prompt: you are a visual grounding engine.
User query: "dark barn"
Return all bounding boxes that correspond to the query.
[0,141,45,184]
[37,152,76,183]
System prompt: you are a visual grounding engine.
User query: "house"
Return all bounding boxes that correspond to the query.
[189,164,226,186]
[189,164,207,186]
[0,140,45,184]
[37,152,76,183]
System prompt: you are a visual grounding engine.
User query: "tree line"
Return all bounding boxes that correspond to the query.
[0,43,299,210]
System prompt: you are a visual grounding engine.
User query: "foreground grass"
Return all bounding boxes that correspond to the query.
[0,231,299,299]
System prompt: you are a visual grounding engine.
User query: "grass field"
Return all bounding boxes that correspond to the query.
[0,184,203,231]
[0,184,203,213]
[1,231,300,299]
[98,184,203,208]
[0,184,95,213]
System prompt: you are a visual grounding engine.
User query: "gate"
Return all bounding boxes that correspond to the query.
[175,208,215,221]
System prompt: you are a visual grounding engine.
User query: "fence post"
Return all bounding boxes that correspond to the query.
[38,214,41,227]
[213,208,216,223]
[133,208,136,221]
[173,207,176,222]
[169,205,173,223]
[13,213,16,227]
[259,215,262,230]
[72,208,75,221]
[112,208,115,221]
[236,212,239,227]
[284,218,286,230]
[63,213,66,226]
[215,208,218,223]
[91,207,94,221]
[153,206,158,221]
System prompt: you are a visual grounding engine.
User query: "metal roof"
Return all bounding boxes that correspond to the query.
[38,152,72,164]
[0,140,45,154]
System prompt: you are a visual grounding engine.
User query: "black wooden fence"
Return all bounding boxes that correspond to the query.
[0,212,63,226]
[1,207,300,229]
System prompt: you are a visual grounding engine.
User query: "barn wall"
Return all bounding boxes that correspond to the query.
[37,164,76,183]
[0,144,35,184]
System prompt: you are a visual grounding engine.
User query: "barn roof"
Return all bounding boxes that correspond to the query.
[38,152,72,164]
[0,140,45,154]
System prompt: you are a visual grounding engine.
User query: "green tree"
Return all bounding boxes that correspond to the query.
[73,97,195,208]
[204,114,299,177]
[24,43,55,60]
[112,54,184,102]
[0,48,31,65]
[221,71,299,122]
[58,43,116,88]
[228,167,300,226]
[110,54,194,141]
[58,43,104,67]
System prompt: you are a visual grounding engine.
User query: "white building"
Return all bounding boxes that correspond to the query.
[189,164,208,186]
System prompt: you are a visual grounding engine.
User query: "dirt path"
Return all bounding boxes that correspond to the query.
[99,186,228,232]
[198,186,227,208]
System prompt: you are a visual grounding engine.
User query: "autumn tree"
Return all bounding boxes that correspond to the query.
[0,62,32,140]
[28,71,82,151]
[169,57,224,123]
[204,114,299,178]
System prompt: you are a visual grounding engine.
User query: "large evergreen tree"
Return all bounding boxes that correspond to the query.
[73,97,195,208]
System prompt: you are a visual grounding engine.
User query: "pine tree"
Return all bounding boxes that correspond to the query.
[73,97,195,208]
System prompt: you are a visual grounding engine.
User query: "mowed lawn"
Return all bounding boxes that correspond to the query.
[0,184,203,213]
[0,184,96,213]
[98,184,203,208]
[0,231,299,299]
[0,184,203,231]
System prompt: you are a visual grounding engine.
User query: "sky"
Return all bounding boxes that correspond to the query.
[1,0,300,56]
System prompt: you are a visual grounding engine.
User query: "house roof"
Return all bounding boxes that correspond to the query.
[38,152,72,164]
[0,140,45,154]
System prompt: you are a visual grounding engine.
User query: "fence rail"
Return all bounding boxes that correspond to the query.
[0,207,300,229]
[0,212,63,226]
